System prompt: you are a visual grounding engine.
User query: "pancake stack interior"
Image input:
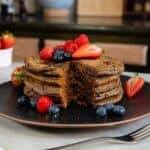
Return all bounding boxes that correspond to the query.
[24,55,124,108]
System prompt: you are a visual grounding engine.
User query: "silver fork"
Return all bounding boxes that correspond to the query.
[48,124,150,150]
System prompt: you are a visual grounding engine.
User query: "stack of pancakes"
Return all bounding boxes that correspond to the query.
[24,55,124,108]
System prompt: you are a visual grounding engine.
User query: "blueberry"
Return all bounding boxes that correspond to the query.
[53,113,60,118]
[53,50,64,62]
[96,106,107,117]
[104,103,114,111]
[63,52,72,60]
[30,98,37,108]
[48,104,60,115]
[17,96,29,105]
[113,105,126,116]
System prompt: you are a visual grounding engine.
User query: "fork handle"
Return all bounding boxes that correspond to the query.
[47,137,112,150]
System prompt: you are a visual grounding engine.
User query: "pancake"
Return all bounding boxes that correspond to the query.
[95,75,120,86]
[25,70,63,87]
[25,55,124,76]
[94,86,122,101]
[92,87,123,106]
[95,78,121,93]
[78,55,124,76]
[24,82,69,108]
[24,57,65,76]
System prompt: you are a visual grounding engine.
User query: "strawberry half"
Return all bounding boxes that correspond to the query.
[40,47,54,60]
[11,66,25,87]
[1,33,15,49]
[125,75,144,98]
[0,40,2,49]
[72,44,102,59]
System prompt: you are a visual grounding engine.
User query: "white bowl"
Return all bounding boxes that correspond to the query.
[0,48,13,68]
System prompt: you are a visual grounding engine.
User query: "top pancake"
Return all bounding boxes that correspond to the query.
[24,55,124,76]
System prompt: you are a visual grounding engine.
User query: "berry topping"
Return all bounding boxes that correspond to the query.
[17,96,29,105]
[113,105,126,116]
[39,34,103,62]
[11,66,25,87]
[40,47,54,60]
[30,98,37,108]
[96,106,107,117]
[64,40,78,53]
[104,103,114,111]
[48,104,60,115]
[74,34,89,47]
[125,74,144,98]
[36,96,53,113]
[72,44,102,59]
[53,50,64,62]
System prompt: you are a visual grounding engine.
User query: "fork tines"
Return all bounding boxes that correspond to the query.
[131,124,150,141]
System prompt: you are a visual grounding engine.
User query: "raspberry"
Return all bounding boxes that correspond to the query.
[40,47,54,60]
[54,45,64,50]
[36,96,53,113]
[74,34,89,47]
[64,40,78,53]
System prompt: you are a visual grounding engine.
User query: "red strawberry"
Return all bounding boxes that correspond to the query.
[125,75,144,98]
[40,47,54,60]
[54,45,65,50]
[72,44,102,59]
[0,40,2,49]
[74,34,89,47]
[37,96,53,113]
[64,40,78,53]
[1,33,15,49]
[11,66,25,87]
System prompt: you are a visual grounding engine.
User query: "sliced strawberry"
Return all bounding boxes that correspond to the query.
[37,96,53,113]
[72,44,102,59]
[74,34,89,47]
[11,66,25,88]
[1,33,15,49]
[40,47,54,60]
[125,75,144,98]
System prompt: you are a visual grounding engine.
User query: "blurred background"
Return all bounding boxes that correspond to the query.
[0,0,150,72]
